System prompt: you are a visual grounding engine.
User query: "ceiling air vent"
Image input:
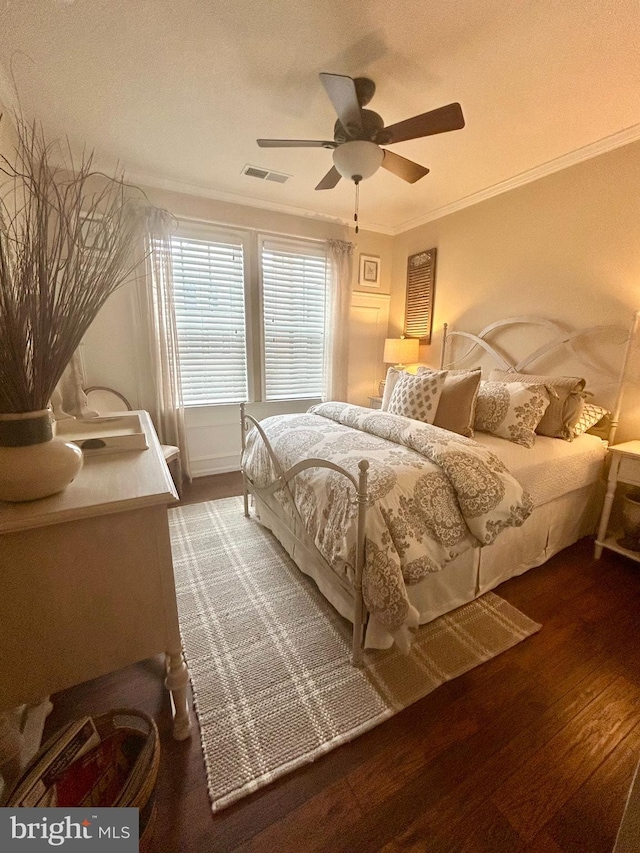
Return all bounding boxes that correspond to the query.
[242,165,290,183]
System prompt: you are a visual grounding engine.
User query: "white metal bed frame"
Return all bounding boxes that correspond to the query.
[240,313,638,666]
[240,406,370,667]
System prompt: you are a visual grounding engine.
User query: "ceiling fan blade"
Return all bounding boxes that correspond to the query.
[384,103,465,144]
[315,166,342,190]
[257,139,336,148]
[382,150,429,183]
[319,73,363,135]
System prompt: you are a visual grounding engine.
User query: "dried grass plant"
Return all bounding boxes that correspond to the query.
[0,113,149,414]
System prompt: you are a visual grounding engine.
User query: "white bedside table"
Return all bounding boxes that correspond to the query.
[595,440,640,562]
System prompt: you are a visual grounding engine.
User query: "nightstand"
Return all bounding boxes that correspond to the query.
[595,440,640,562]
[368,396,383,410]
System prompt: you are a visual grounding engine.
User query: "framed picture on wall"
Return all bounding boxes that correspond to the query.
[80,214,109,253]
[358,254,381,288]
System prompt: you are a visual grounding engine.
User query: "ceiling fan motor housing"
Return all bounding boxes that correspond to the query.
[334,109,385,143]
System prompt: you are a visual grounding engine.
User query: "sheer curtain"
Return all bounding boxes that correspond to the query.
[324,239,354,402]
[144,207,191,480]
[51,349,92,420]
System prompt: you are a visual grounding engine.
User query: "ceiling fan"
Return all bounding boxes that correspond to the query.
[257,73,465,191]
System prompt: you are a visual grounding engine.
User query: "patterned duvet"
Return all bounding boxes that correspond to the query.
[242,403,533,648]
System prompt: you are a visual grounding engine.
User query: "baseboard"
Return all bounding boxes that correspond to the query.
[189,452,241,478]
[614,761,640,853]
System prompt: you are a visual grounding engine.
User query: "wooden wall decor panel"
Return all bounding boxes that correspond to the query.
[404,248,436,343]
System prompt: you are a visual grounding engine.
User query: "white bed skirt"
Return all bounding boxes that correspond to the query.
[252,479,603,650]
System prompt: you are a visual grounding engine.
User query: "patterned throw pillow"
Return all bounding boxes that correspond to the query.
[489,370,585,440]
[474,381,551,448]
[387,371,447,424]
[572,402,610,438]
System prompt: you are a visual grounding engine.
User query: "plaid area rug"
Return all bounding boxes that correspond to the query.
[169,497,540,813]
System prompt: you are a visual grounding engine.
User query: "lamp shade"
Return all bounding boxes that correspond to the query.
[332,141,384,182]
[383,337,419,366]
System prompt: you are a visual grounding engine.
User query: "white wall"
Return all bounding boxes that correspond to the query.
[0,109,19,227]
[348,291,390,404]
[390,139,640,442]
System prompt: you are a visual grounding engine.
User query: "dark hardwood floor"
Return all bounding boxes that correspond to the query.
[44,473,640,852]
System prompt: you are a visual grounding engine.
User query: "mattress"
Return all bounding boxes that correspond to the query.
[473,431,607,507]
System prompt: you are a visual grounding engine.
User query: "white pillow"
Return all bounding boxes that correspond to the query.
[381,367,409,411]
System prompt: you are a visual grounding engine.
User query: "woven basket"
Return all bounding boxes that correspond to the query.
[7,709,160,850]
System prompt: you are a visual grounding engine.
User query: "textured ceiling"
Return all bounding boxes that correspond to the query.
[1,0,640,233]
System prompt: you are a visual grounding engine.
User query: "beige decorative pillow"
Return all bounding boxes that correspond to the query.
[587,412,613,441]
[489,370,585,440]
[387,370,447,423]
[474,381,551,448]
[418,367,482,437]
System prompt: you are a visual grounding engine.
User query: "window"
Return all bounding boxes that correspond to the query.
[261,238,327,401]
[170,227,328,406]
[170,233,248,405]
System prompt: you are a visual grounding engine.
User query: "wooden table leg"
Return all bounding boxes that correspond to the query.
[165,650,192,741]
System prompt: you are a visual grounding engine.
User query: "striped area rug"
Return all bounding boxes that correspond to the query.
[169,497,540,813]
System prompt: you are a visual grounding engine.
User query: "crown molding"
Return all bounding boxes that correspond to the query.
[6,80,637,240]
[393,122,640,235]
[119,167,396,236]
[115,121,640,238]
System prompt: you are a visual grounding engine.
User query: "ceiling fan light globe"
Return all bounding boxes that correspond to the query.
[332,140,383,182]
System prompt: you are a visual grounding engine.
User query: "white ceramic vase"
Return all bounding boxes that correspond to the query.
[0,410,83,502]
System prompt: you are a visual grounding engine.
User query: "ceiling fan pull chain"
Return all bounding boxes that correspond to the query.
[354,179,360,234]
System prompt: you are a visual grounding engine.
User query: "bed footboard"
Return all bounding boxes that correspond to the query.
[240,403,370,667]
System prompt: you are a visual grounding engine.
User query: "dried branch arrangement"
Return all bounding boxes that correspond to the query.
[0,113,149,414]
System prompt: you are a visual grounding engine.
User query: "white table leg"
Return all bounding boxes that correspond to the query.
[596,457,620,559]
[165,650,192,741]
[0,698,54,802]
[0,709,24,797]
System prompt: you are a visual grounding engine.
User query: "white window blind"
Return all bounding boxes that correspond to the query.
[170,234,248,405]
[261,238,328,401]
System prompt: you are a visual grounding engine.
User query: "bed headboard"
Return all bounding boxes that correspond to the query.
[438,313,640,445]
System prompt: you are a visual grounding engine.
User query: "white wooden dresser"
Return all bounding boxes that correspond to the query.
[0,411,191,789]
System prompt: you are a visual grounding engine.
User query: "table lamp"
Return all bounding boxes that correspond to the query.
[380,337,420,396]
[383,337,420,370]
